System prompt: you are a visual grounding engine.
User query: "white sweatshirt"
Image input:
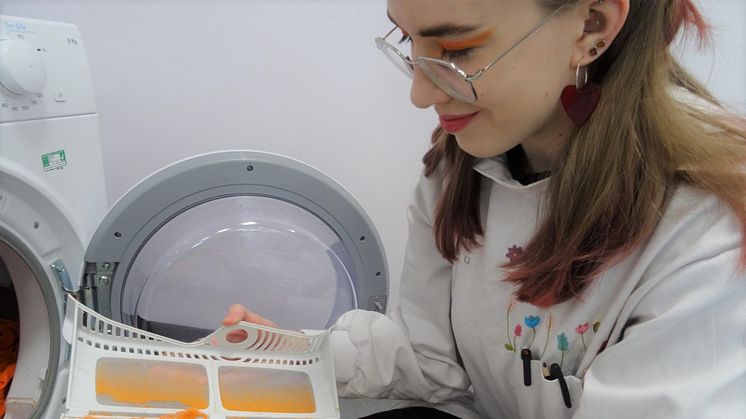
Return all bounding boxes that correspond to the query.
[331,155,746,419]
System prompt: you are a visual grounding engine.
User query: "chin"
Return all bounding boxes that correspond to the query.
[454,134,508,159]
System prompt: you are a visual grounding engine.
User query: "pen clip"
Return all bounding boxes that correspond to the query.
[549,363,572,408]
[520,348,532,386]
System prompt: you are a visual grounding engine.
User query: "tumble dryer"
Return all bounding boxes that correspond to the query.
[0,15,388,419]
[0,15,108,419]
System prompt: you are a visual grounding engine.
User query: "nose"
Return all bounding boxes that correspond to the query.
[409,65,451,109]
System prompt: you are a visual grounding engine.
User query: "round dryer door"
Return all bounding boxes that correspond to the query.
[0,167,92,419]
[83,151,388,342]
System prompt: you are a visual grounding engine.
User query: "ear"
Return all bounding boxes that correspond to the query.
[570,0,630,67]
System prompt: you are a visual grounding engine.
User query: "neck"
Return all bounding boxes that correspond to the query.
[520,110,576,172]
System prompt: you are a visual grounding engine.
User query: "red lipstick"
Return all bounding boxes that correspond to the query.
[439,112,479,133]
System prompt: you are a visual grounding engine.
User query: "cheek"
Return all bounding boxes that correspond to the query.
[474,75,554,121]
[474,52,570,119]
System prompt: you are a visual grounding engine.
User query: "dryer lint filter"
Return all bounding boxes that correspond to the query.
[61,296,339,418]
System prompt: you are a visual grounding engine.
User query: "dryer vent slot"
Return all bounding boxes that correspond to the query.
[75,335,324,370]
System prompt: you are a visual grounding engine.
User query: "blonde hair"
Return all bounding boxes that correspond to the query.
[423,0,746,307]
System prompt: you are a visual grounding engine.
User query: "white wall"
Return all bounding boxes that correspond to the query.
[2,0,745,301]
[673,0,746,111]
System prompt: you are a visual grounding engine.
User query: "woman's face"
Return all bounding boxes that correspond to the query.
[386,0,586,162]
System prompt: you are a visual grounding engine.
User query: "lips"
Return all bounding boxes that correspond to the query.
[439,112,479,133]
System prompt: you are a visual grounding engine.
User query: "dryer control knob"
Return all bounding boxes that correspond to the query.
[0,38,47,95]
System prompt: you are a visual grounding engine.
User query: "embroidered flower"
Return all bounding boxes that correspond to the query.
[576,322,590,350]
[524,315,541,347]
[524,316,541,329]
[593,321,600,333]
[507,297,517,313]
[504,298,519,352]
[557,333,569,351]
[505,245,524,263]
[539,314,554,359]
[505,323,523,352]
[557,332,570,367]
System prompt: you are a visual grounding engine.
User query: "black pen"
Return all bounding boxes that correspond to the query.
[549,363,572,408]
[521,348,532,386]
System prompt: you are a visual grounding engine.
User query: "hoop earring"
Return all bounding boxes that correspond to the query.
[560,63,602,127]
[576,63,589,90]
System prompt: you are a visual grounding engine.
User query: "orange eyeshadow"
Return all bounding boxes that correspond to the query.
[437,29,494,50]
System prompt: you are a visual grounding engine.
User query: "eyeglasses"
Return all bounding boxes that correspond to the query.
[374,4,569,103]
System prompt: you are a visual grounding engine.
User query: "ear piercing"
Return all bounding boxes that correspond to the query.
[589,40,607,56]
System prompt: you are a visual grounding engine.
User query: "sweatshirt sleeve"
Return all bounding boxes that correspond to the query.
[331,170,473,404]
[573,192,746,419]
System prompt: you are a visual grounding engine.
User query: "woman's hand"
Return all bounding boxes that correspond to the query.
[221,304,278,343]
[222,304,278,328]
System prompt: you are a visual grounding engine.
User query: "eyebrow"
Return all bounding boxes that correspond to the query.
[387,11,481,38]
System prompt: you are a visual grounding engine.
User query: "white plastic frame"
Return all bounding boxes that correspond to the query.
[61,296,339,418]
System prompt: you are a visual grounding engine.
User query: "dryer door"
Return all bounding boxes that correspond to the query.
[0,167,87,419]
[84,150,388,341]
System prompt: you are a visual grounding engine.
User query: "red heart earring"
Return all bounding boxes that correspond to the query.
[561,41,606,127]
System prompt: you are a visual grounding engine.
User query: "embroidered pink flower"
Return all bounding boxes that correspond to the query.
[576,322,590,350]
[514,324,522,337]
[505,245,524,263]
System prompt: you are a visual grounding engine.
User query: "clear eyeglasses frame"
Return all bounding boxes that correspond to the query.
[374,4,570,103]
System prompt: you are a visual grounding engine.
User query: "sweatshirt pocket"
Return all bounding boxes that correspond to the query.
[509,354,583,419]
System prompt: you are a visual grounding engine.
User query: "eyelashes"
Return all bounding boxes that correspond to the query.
[398,34,475,61]
[442,48,475,60]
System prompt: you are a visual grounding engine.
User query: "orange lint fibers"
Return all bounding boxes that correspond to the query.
[218,367,315,413]
[94,358,315,415]
[82,407,208,419]
[0,319,19,417]
[95,359,208,409]
[157,407,208,419]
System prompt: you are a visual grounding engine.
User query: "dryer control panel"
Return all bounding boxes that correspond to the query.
[0,16,96,123]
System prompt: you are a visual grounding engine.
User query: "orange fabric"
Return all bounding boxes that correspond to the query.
[0,363,15,389]
[0,363,16,416]
[0,319,19,417]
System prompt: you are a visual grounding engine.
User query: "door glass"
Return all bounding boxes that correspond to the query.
[122,196,357,341]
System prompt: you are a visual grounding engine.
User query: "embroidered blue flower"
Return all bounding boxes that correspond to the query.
[557,332,569,352]
[524,316,541,329]
[523,315,542,347]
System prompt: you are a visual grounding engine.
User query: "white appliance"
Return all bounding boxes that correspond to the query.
[0,16,388,419]
[0,15,108,419]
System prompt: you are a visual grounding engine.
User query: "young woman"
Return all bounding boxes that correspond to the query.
[224,0,746,417]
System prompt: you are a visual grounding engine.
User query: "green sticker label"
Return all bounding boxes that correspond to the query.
[42,150,66,171]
